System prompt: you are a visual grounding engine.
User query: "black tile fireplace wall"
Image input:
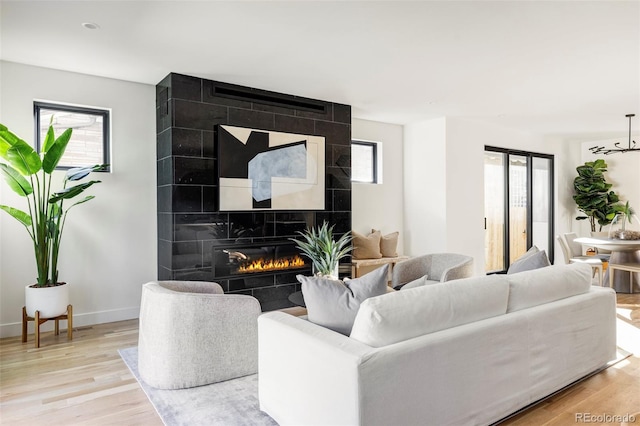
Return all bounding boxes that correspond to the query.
[156,73,352,311]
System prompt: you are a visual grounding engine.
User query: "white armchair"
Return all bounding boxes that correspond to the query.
[391,253,474,290]
[138,281,261,389]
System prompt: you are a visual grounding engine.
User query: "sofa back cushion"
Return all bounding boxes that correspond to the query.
[506,262,591,313]
[349,275,509,347]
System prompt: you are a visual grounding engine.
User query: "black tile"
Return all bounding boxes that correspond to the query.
[174,99,228,131]
[316,212,351,234]
[333,103,351,124]
[172,241,203,269]
[327,166,351,190]
[202,186,218,212]
[332,145,351,167]
[172,269,215,282]
[156,96,172,133]
[174,157,216,185]
[157,185,172,213]
[157,128,171,160]
[228,213,269,240]
[158,266,172,280]
[172,186,202,213]
[253,284,297,311]
[276,271,308,285]
[274,114,315,135]
[175,213,229,239]
[315,120,351,145]
[228,108,275,130]
[158,239,172,269]
[158,213,173,241]
[172,128,202,157]
[157,157,172,186]
[171,73,202,102]
[203,130,215,158]
[253,102,294,116]
[333,190,351,212]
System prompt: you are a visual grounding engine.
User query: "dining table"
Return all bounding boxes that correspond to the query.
[574,237,640,293]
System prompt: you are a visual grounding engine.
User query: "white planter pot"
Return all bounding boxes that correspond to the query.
[25,283,69,318]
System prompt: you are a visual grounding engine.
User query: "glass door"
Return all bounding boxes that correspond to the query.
[484,147,554,273]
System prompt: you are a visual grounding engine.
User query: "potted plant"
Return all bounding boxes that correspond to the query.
[609,201,640,240]
[290,221,352,279]
[0,121,106,318]
[572,159,620,232]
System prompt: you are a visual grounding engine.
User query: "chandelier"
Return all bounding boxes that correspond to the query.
[590,114,637,155]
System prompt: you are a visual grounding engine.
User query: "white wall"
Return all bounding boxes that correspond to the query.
[0,61,157,337]
[403,118,447,255]
[351,118,404,252]
[577,137,640,236]
[403,116,578,275]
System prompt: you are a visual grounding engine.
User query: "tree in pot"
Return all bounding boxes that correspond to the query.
[572,159,620,232]
[290,221,352,279]
[0,121,106,318]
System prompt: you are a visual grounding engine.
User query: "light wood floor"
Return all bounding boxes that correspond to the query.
[1,295,638,425]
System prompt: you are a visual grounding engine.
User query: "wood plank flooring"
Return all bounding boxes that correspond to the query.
[1,294,638,425]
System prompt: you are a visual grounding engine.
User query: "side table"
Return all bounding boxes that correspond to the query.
[22,304,73,348]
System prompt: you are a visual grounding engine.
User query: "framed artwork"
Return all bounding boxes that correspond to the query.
[218,125,325,211]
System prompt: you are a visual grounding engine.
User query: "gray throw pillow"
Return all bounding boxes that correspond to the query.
[507,247,550,274]
[298,264,389,335]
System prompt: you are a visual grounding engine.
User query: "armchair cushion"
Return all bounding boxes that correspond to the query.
[298,265,389,335]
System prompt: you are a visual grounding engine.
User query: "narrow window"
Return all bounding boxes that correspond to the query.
[34,101,110,171]
[351,140,378,183]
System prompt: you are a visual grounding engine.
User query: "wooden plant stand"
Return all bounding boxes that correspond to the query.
[22,304,73,348]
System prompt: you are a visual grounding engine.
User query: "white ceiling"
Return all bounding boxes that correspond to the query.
[1,0,639,141]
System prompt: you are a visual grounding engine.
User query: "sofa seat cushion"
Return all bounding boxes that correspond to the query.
[507,263,592,313]
[349,275,509,347]
[298,264,389,335]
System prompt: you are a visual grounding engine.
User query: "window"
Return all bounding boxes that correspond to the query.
[351,140,378,183]
[34,101,110,171]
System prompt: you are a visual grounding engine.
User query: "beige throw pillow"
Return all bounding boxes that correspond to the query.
[352,230,382,259]
[372,229,399,257]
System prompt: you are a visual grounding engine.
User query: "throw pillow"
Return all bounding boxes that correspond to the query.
[298,264,389,335]
[352,230,382,259]
[507,246,551,274]
[372,229,399,257]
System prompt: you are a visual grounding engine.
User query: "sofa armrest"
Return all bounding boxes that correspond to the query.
[258,312,373,425]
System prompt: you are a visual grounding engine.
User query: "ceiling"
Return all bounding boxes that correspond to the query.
[1,0,639,141]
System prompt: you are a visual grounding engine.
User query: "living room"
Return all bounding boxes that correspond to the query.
[1,1,639,424]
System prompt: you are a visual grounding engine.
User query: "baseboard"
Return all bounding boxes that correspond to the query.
[0,306,140,338]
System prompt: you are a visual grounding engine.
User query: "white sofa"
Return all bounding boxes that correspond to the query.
[258,263,617,426]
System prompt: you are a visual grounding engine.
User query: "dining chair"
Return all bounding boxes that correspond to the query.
[557,235,603,286]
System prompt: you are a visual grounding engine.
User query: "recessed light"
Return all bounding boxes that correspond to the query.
[81,22,100,30]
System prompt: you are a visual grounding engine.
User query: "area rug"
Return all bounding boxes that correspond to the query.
[121,346,631,426]
[118,347,277,426]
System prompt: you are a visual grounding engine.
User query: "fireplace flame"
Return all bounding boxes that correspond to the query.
[237,255,305,273]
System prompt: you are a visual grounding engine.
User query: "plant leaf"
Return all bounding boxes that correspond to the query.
[0,205,32,228]
[4,139,41,175]
[65,164,108,181]
[0,163,33,196]
[49,180,101,203]
[42,124,56,153]
[42,128,72,173]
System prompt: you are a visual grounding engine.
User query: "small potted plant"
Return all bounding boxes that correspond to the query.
[0,121,106,318]
[609,201,640,240]
[290,221,352,279]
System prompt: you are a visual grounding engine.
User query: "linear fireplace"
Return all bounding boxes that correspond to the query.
[212,241,311,279]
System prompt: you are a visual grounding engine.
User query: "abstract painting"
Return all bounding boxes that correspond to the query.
[218,125,325,211]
